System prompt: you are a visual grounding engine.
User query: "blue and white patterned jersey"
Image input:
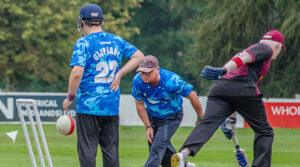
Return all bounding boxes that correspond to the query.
[132,68,193,118]
[71,31,137,116]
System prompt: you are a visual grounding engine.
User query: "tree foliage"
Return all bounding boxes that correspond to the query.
[0,0,142,92]
[182,0,300,97]
[121,0,203,93]
[1,0,298,98]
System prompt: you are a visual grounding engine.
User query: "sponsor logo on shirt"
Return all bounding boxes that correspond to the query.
[100,41,112,45]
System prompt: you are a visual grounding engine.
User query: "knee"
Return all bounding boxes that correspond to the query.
[262,127,274,136]
[253,123,274,136]
[152,141,167,152]
[254,127,274,144]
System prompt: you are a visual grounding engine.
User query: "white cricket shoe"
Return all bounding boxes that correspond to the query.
[171,153,196,167]
[171,153,185,167]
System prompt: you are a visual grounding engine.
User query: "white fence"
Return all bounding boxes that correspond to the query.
[119,95,249,127]
[1,92,299,128]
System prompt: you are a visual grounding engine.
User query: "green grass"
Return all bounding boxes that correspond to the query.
[1,124,300,167]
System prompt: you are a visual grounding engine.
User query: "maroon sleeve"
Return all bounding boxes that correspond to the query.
[245,43,273,62]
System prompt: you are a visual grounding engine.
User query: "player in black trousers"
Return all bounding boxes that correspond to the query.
[171,30,286,167]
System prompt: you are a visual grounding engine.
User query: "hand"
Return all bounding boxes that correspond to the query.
[110,72,122,91]
[146,127,154,144]
[62,98,73,112]
[201,66,226,80]
[195,115,204,125]
[220,117,236,140]
[195,120,202,125]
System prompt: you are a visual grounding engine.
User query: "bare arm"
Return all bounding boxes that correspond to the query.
[187,91,204,124]
[68,66,84,94]
[201,50,255,80]
[135,99,151,127]
[135,99,154,143]
[110,50,145,91]
[63,66,84,111]
[224,52,253,73]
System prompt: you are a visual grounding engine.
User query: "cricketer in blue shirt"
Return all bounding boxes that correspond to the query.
[131,55,203,167]
[132,68,193,118]
[62,4,144,167]
[70,31,137,116]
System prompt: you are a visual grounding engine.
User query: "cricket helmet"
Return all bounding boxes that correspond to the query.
[78,4,104,33]
[79,4,104,19]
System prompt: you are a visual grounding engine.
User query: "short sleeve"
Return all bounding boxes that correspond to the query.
[245,43,273,63]
[117,36,138,59]
[70,38,89,67]
[169,74,194,97]
[131,75,144,101]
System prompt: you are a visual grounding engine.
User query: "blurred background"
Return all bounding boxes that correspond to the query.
[0,0,299,97]
[0,1,300,167]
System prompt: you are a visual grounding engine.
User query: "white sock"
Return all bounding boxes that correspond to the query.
[180,147,191,160]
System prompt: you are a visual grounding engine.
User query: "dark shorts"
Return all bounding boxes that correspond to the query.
[76,113,119,167]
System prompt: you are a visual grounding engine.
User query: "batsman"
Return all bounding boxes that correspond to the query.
[171,30,286,167]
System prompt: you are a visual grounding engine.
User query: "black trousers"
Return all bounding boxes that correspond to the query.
[76,113,119,167]
[181,96,274,167]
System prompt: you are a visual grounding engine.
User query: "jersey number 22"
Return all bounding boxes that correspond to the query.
[94,60,118,83]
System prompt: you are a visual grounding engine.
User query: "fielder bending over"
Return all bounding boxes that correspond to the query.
[132,55,204,167]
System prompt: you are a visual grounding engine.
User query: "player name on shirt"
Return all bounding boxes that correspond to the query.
[93,46,121,60]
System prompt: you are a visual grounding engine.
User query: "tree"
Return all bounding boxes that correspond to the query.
[122,0,202,93]
[0,0,142,92]
[182,0,300,97]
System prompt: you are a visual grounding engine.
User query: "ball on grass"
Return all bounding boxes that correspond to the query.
[56,115,75,135]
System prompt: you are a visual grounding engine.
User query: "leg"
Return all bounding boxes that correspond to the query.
[181,96,234,156]
[161,142,177,167]
[76,114,99,167]
[98,116,119,167]
[145,110,183,167]
[233,96,273,167]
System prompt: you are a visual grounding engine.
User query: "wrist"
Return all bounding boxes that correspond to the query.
[116,71,123,78]
[221,67,227,75]
[197,115,204,121]
[146,125,152,129]
[67,93,75,101]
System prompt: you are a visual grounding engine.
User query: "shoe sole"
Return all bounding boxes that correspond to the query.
[171,153,181,167]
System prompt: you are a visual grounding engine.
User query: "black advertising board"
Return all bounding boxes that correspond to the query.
[0,92,76,123]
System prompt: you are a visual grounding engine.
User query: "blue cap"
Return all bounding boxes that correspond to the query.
[79,4,103,19]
